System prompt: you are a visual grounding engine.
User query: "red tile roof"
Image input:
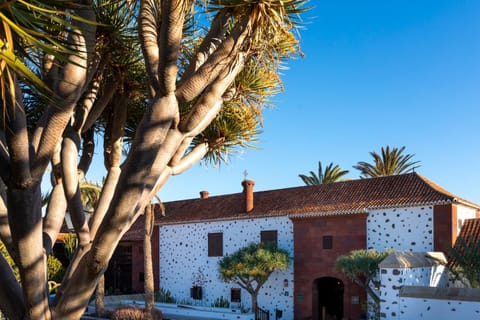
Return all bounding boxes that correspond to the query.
[448,218,480,269]
[157,172,479,224]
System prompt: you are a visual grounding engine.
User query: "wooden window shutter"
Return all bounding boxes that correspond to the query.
[208,232,223,256]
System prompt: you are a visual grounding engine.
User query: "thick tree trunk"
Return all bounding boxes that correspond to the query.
[8,185,50,320]
[251,292,258,315]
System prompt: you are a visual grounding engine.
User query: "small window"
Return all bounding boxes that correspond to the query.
[191,286,202,300]
[139,272,144,282]
[231,288,241,302]
[323,235,333,249]
[261,230,278,246]
[208,232,223,257]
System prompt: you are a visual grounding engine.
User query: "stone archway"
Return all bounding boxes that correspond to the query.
[313,277,344,320]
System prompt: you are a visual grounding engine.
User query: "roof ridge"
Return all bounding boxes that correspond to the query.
[414,173,480,208]
[156,173,479,226]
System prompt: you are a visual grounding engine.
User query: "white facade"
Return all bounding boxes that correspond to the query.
[456,204,477,235]
[159,216,294,318]
[367,206,434,252]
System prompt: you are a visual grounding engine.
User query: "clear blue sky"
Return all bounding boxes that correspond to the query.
[96,1,480,204]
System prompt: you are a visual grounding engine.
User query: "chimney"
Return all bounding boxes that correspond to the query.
[242,179,255,212]
[200,190,209,199]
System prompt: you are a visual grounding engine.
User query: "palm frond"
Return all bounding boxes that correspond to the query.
[354,146,420,178]
[299,161,349,185]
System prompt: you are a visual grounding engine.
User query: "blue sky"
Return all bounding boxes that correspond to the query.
[93,1,480,204]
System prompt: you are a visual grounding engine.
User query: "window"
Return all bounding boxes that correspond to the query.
[323,235,333,249]
[208,232,223,257]
[139,272,144,282]
[191,286,202,300]
[231,288,241,302]
[261,230,278,246]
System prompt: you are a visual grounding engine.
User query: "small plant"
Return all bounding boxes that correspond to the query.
[154,287,176,303]
[47,255,65,284]
[111,306,162,320]
[211,296,230,308]
[0,241,19,280]
[63,233,77,261]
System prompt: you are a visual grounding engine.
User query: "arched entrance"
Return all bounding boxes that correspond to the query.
[313,277,344,320]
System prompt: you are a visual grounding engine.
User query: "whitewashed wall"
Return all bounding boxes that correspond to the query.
[159,216,294,319]
[398,287,480,320]
[456,204,477,235]
[367,206,434,251]
[379,265,448,320]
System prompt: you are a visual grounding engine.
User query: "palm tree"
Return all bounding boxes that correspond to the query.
[353,146,420,178]
[299,161,349,185]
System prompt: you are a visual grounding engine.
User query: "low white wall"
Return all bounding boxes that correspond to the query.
[398,286,480,320]
[378,252,448,320]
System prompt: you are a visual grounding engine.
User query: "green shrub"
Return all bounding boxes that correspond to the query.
[211,296,230,308]
[154,287,176,303]
[0,241,19,280]
[111,306,162,320]
[47,255,65,284]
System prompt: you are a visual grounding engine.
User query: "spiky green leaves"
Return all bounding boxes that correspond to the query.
[353,146,420,178]
[299,161,350,185]
[218,242,290,285]
[448,235,480,288]
[336,249,391,281]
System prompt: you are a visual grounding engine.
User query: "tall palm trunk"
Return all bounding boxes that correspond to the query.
[144,203,155,320]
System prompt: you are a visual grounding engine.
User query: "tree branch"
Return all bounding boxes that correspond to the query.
[176,16,250,103]
[82,72,120,133]
[78,128,95,178]
[179,53,245,135]
[42,144,66,255]
[42,182,67,256]
[61,129,91,248]
[0,178,14,259]
[171,142,209,175]
[31,4,97,180]
[103,94,127,169]
[139,0,161,97]
[180,8,231,81]
[158,0,185,95]
[4,77,32,187]
[0,132,11,183]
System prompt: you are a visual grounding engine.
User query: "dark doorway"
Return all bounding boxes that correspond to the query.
[314,277,344,320]
[105,243,132,295]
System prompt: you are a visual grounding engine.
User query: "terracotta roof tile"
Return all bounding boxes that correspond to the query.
[448,218,480,268]
[122,205,164,241]
[158,172,480,224]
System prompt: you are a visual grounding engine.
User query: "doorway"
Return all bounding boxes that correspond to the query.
[314,277,344,320]
[105,243,132,294]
